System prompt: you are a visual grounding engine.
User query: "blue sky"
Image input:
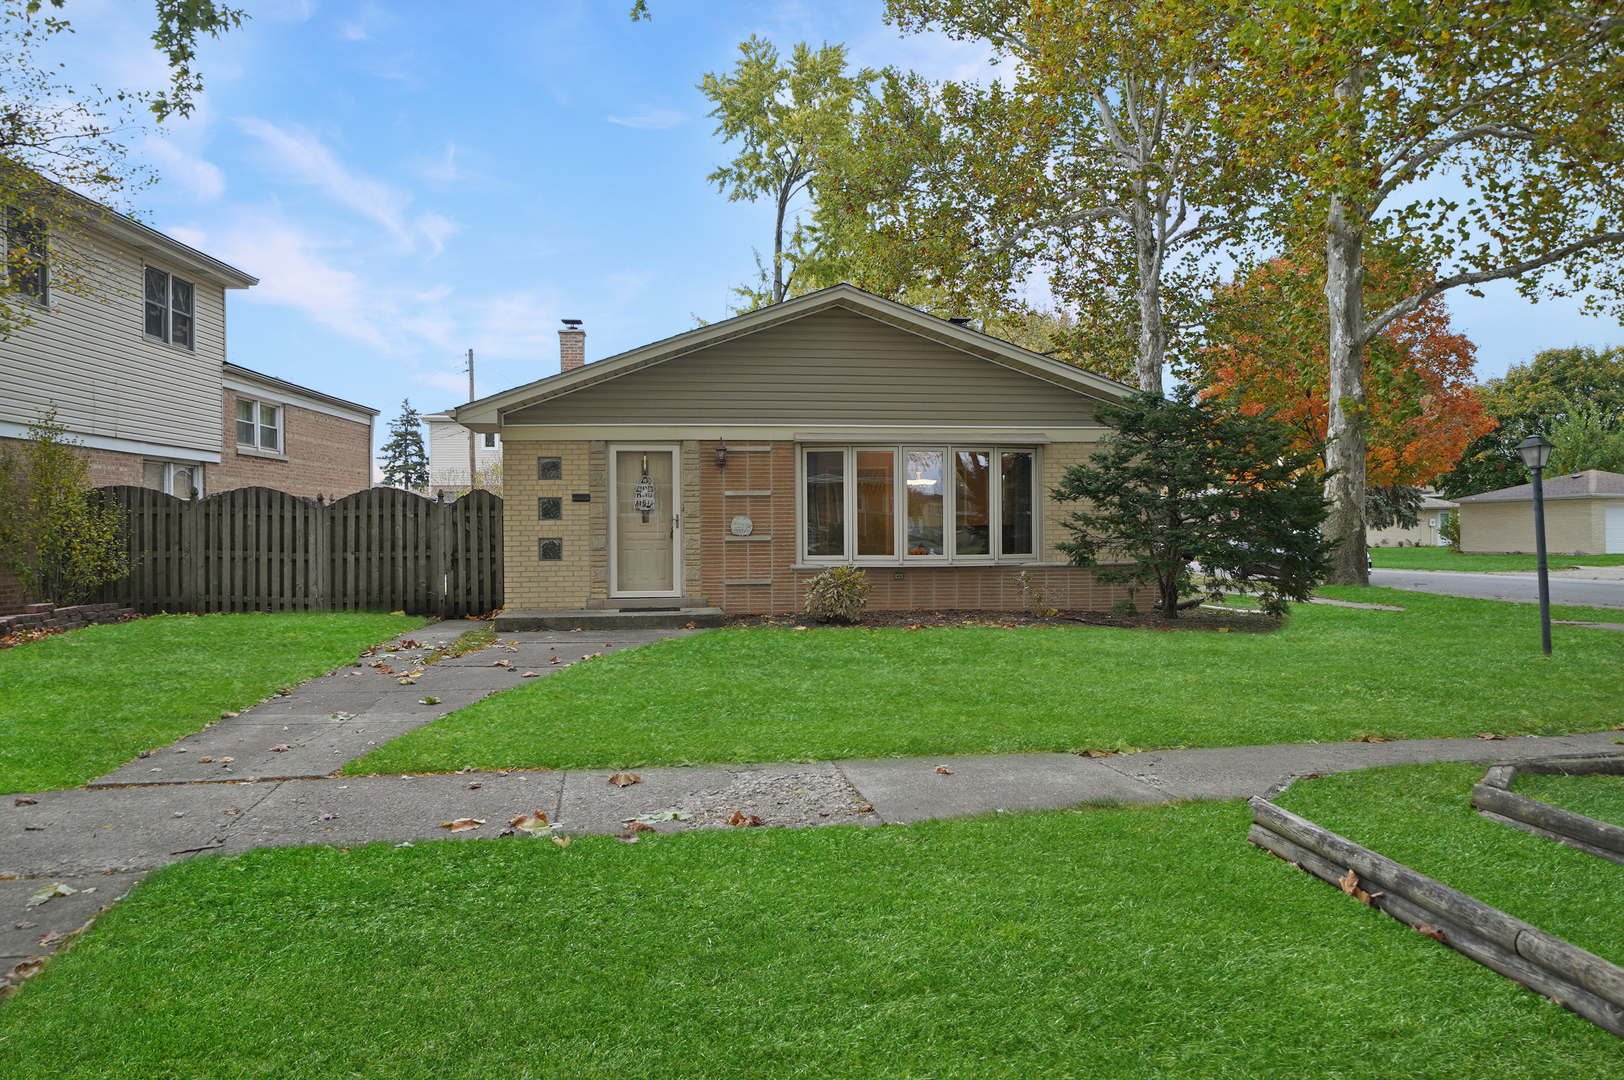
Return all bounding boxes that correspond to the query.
[53,0,1624,456]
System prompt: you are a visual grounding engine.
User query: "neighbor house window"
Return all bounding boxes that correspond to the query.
[143,460,202,499]
[483,432,497,448]
[144,266,195,348]
[236,399,282,451]
[6,211,47,303]
[803,445,1037,563]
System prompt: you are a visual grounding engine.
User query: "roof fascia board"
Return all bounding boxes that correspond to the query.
[223,363,378,419]
[61,195,258,288]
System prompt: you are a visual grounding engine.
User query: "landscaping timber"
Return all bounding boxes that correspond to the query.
[1247,795,1624,1038]
[1472,754,1624,866]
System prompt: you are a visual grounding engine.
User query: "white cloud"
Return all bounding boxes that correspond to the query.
[414,212,460,256]
[606,108,687,130]
[144,138,226,201]
[414,143,472,186]
[237,118,416,239]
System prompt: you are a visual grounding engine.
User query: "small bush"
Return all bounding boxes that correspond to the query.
[803,566,869,623]
[1440,510,1461,553]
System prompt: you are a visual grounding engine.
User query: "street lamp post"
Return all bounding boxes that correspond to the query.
[1516,435,1555,656]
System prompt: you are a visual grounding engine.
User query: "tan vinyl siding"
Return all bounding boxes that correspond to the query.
[1459,498,1609,555]
[503,307,1101,428]
[0,231,225,456]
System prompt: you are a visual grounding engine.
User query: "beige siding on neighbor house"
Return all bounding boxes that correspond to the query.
[502,308,1101,429]
[0,231,227,459]
[1459,499,1609,555]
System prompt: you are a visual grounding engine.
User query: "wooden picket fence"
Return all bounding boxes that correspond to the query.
[94,485,502,617]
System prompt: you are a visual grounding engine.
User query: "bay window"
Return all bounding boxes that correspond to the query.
[802,445,1038,563]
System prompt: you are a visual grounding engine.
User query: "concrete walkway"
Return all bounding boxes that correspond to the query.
[6,620,1624,980]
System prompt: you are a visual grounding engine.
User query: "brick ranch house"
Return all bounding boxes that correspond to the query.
[453,285,1137,623]
[0,198,377,613]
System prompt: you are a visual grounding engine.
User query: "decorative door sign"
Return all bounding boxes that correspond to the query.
[634,454,656,522]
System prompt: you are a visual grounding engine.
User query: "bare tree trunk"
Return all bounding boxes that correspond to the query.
[1133,202,1166,393]
[1323,192,1369,586]
[773,182,789,305]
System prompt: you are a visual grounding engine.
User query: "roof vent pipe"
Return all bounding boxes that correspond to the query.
[559,319,585,372]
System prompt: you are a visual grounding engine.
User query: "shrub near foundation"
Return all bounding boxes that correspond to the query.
[803,565,869,623]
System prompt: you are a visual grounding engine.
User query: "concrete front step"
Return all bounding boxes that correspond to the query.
[495,608,725,631]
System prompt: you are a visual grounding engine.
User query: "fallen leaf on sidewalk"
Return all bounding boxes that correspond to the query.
[520,671,539,678]
[397,677,417,685]
[221,757,235,763]
[197,756,213,763]
[503,647,519,653]
[934,765,954,775]
[492,659,508,667]
[856,803,875,813]
[1416,924,1448,942]
[468,781,482,789]
[1081,749,1112,759]
[508,811,549,834]
[331,713,354,721]
[223,808,242,815]
[632,811,691,823]
[221,711,239,719]
[270,744,292,752]
[418,697,441,705]
[552,835,572,848]
[1473,733,1509,740]
[25,883,75,908]
[13,796,36,806]
[441,817,486,833]
[319,813,337,821]
[607,772,642,788]
[728,811,766,827]
[549,657,560,664]
[36,931,65,947]
[625,821,656,833]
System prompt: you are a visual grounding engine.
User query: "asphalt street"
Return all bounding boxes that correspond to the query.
[1369,568,1624,609]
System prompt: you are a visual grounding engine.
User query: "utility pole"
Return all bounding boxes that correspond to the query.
[466,348,477,492]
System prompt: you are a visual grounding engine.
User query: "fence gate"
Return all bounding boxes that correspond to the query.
[96,485,503,617]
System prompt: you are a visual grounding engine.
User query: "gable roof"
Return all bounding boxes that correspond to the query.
[452,285,1132,432]
[1457,469,1624,503]
[63,192,259,290]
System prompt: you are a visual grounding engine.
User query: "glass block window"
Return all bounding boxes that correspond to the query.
[538,537,563,561]
[538,496,562,520]
[537,456,562,480]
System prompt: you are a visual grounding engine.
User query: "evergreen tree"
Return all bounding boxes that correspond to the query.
[378,400,428,491]
[1053,389,1333,618]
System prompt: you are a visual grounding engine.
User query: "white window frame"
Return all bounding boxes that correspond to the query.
[797,443,1041,566]
[235,397,285,453]
[143,264,197,350]
[145,461,204,500]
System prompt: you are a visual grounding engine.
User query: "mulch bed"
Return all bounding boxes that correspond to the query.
[725,607,1283,633]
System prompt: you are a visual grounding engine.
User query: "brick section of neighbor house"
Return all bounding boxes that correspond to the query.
[503,439,596,610]
[210,388,372,500]
[1460,498,1606,555]
[696,440,1129,616]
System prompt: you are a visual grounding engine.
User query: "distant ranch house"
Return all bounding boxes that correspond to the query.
[453,285,1138,624]
[1457,469,1624,556]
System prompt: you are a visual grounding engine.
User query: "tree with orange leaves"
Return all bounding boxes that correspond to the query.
[1195,252,1497,504]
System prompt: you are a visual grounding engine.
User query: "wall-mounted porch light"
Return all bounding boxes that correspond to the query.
[715,438,729,471]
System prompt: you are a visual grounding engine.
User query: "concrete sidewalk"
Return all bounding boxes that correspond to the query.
[10,722,1623,969]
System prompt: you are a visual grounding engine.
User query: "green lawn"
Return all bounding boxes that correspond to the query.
[347,588,1623,774]
[1514,772,1624,830]
[1368,547,1624,572]
[0,612,422,794]
[2,763,1618,1078]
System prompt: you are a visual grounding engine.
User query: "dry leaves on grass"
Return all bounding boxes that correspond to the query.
[607,772,642,788]
[441,817,486,833]
[1474,733,1510,740]
[1352,735,1391,744]
[508,811,550,835]
[1081,749,1113,759]
[1416,924,1448,942]
[551,835,572,849]
[728,811,766,827]
[1337,869,1382,906]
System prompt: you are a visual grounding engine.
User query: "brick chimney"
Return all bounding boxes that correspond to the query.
[559,319,585,372]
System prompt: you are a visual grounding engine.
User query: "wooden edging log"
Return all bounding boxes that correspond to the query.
[1472,783,1624,866]
[1247,797,1624,1038]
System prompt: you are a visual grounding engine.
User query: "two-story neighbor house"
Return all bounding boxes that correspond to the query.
[1,198,378,612]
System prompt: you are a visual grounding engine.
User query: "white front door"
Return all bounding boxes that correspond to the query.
[1607,504,1624,555]
[611,447,682,597]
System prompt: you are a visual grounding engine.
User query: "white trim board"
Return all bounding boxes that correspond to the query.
[0,420,221,463]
